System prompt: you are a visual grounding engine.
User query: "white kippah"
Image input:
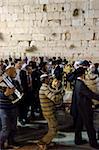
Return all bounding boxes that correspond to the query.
[40,74,48,79]
[5,65,14,70]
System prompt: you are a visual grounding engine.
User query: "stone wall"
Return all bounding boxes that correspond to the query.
[0,0,99,61]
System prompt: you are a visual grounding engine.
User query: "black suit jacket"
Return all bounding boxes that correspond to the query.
[31,69,40,92]
[71,79,99,118]
[20,70,28,94]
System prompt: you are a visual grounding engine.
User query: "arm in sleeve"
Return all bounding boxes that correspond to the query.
[0,91,8,99]
[80,81,99,101]
[44,86,62,104]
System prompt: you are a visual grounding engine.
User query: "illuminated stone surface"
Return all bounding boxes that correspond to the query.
[0,0,98,61]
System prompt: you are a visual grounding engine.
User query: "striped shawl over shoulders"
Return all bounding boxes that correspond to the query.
[39,83,62,117]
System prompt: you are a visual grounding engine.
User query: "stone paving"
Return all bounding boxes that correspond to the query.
[11,120,99,150]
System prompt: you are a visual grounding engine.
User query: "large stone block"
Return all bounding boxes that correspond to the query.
[2,0,8,5]
[65,11,71,19]
[71,1,88,10]
[0,41,8,47]
[17,13,24,20]
[17,41,29,47]
[17,0,29,5]
[47,4,58,12]
[0,0,2,6]
[47,12,54,20]
[3,13,14,21]
[8,40,18,46]
[24,5,30,13]
[32,34,45,41]
[38,41,48,47]
[48,41,57,47]
[8,6,15,14]
[48,20,60,27]
[56,41,66,47]
[8,0,19,6]
[42,12,47,20]
[72,19,84,27]
[0,21,7,28]
[89,40,99,47]
[53,0,65,3]
[52,12,60,19]
[33,20,41,27]
[48,33,60,41]
[90,0,99,10]
[40,27,51,34]
[59,12,66,20]
[57,3,65,12]
[94,10,99,18]
[64,3,71,11]
[30,5,41,13]
[85,10,94,19]
[0,14,6,21]
[71,28,93,41]
[0,7,2,13]
[36,12,43,20]
[61,19,71,26]
[13,34,32,41]
[14,28,27,34]
[14,6,23,13]
[15,21,30,28]
[12,14,17,21]
[29,13,36,20]
[31,27,40,34]
[39,0,49,4]
[85,18,93,26]
[7,21,16,27]
[81,40,88,48]
[24,14,30,20]
[49,0,54,4]
[2,6,8,14]
[34,0,39,4]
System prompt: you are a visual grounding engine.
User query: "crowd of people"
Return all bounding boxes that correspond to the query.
[0,56,99,150]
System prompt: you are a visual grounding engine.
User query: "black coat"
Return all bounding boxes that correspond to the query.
[54,65,63,80]
[71,79,99,118]
[31,69,41,91]
[20,70,28,93]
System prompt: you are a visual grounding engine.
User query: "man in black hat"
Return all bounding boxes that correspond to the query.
[70,67,99,149]
[80,60,90,68]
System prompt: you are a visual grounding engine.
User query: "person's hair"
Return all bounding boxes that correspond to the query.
[40,76,48,83]
[40,74,48,83]
[75,67,86,77]
[52,60,56,65]
[4,59,9,64]
[25,65,32,70]
[29,61,37,69]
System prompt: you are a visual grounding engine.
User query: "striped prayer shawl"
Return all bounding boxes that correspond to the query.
[39,83,62,117]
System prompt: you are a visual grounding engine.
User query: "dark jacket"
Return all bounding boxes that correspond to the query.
[20,69,28,93]
[54,65,63,80]
[71,79,99,118]
[31,69,41,91]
